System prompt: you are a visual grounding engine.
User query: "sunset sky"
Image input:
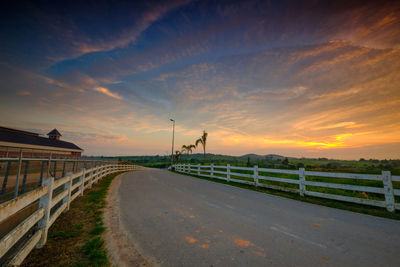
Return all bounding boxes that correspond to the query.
[1,0,400,159]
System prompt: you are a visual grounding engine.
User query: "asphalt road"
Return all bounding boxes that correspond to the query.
[118,169,400,267]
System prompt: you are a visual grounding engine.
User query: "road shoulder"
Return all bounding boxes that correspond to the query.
[104,172,151,267]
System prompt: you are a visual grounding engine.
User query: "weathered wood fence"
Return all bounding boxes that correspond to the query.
[0,161,135,266]
[174,164,400,212]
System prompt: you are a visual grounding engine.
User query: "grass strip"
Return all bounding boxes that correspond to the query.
[172,171,400,221]
[21,171,125,267]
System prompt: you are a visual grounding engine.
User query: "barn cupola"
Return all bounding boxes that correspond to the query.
[47,129,62,140]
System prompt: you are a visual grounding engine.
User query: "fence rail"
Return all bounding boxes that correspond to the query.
[174,164,399,213]
[0,155,117,201]
[0,160,136,266]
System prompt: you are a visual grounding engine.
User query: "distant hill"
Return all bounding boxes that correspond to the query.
[238,153,262,160]
[265,154,285,160]
[239,154,285,160]
[120,153,285,162]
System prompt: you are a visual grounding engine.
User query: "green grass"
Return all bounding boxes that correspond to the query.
[83,236,108,266]
[172,170,400,220]
[80,172,123,266]
[90,224,106,235]
[48,229,79,238]
[21,171,127,267]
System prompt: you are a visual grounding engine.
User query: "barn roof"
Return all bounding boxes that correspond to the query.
[0,127,83,152]
[47,128,62,137]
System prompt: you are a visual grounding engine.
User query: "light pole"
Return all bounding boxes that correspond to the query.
[170,119,175,167]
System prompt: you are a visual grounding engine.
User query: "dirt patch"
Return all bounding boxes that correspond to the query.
[20,172,124,266]
[104,172,152,267]
[20,187,97,266]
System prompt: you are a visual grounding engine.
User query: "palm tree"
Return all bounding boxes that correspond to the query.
[195,130,208,164]
[174,150,182,164]
[182,144,196,163]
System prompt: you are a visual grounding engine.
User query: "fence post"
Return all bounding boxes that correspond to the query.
[97,167,101,181]
[92,168,96,183]
[53,160,57,179]
[197,164,200,175]
[80,168,85,196]
[62,160,66,177]
[1,161,11,195]
[253,165,258,187]
[299,168,305,196]
[227,164,231,182]
[63,172,73,212]
[211,164,214,177]
[382,171,395,212]
[21,160,29,194]
[188,164,191,173]
[36,175,54,248]
[39,160,44,186]
[89,169,94,189]
[14,149,23,198]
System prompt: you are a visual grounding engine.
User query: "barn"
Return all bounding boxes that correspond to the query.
[0,126,83,158]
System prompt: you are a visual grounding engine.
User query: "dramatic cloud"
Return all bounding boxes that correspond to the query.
[93,87,123,100]
[0,0,399,159]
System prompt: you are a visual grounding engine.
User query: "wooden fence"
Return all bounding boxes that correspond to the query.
[0,162,136,266]
[174,164,400,212]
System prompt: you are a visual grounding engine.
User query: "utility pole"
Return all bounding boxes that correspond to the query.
[170,119,175,167]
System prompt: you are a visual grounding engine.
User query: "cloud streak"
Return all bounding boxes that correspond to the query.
[93,87,123,100]
[1,0,399,159]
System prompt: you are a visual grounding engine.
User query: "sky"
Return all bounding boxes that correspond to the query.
[0,0,400,159]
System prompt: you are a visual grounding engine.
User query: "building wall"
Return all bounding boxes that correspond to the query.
[0,147,81,159]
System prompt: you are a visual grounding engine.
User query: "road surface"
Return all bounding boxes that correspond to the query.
[117,169,400,266]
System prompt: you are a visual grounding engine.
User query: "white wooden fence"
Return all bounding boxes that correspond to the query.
[0,162,135,266]
[174,164,400,212]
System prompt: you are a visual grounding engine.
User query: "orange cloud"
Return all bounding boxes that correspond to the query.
[93,87,123,100]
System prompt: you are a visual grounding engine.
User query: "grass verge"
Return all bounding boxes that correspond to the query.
[172,171,400,221]
[21,171,125,267]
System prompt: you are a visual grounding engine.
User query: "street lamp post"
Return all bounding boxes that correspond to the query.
[170,119,175,167]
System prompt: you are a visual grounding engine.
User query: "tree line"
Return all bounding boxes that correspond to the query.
[174,130,208,164]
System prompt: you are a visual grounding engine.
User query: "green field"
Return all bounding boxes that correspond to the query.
[119,153,400,175]
[121,153,400,205]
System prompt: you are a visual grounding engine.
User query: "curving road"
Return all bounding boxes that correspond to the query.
[117,169,400,266]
